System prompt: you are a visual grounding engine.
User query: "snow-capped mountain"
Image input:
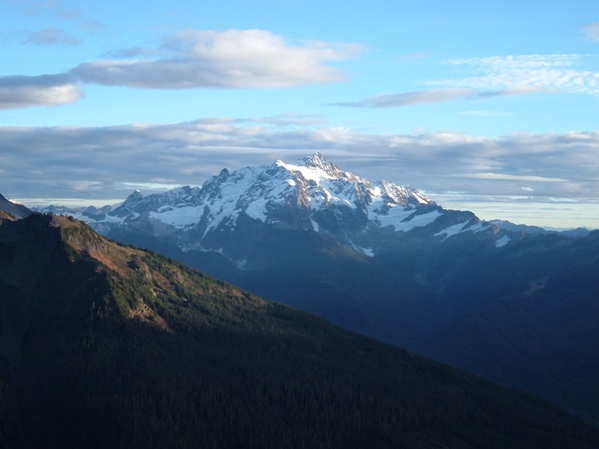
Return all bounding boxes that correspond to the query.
[47,152,508,263]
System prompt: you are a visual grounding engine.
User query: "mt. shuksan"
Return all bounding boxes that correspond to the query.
[61,152,497,263]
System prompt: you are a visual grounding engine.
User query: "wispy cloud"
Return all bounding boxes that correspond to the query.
[337,54,599,109]
[117,182,183,191]
[430,54,599,95]
[336,86,542,108]
[11,0,83,19]
[581,22,599,42]
[10,0,105,31]
[23,28,82,46]
[72,29,363,89]
[335,89,474,107]
[0,74,82,109]
[464,173,567,182]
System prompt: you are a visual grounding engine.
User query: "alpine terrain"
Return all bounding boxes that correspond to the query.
[33,153,599,425]
[3,212,599,448]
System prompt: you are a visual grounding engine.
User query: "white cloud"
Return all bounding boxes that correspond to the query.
[430,54,599,95]
[445,54,584,70]
[464,173,567,182]
[0,29,360,109]
[117,182,183,191]
[72,29,362,89]
[0,74,82,109]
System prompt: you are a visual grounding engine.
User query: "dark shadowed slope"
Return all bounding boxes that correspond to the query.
[1,213,598,449]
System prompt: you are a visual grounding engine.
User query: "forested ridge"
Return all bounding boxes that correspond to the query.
[1,214,598,449]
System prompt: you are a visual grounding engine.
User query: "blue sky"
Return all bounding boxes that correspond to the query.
[1,0,599,228]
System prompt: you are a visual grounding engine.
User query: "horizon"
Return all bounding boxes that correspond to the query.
[2,1,599,229]
[13,195,598,230]
[10,150,599,230]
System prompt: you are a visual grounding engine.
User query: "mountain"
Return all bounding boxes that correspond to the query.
[0,194,32,220]
[3,213,599,448]
[43,152,492,263]
[490,219,592,237]
[490,219,552,235]
[29,153,599,425]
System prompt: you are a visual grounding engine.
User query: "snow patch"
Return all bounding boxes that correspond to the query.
[469,222,492,233]
[435,222,469,240]
[412,192,430,204]
[150,206,202,227]
[276,160,335,182]
[360,247,375,257]
[495,235,510,248]
[245,198,269,222]
[397,210,441,231]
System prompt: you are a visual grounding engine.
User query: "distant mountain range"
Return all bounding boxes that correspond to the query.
[489,219,591,237]
[4,213,599,448]
[11,153,599,425]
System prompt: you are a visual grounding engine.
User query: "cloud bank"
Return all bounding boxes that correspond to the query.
[0,29,361,109]
[2,120,598,211]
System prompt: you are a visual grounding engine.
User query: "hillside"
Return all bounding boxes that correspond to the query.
[1,213,599,449]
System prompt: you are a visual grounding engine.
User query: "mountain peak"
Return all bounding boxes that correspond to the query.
[299,152,343,177]
[0,192,33,219]
[126,189,144,202]
[108,189,145,218]
[301,151,328,167]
